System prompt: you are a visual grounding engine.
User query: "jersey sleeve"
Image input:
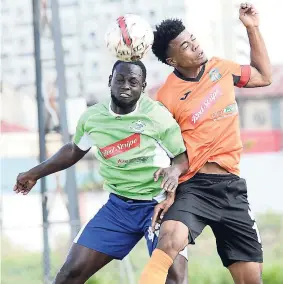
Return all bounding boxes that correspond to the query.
[154,102,186,158]
[222,59,251,88]
[73,109,95,151]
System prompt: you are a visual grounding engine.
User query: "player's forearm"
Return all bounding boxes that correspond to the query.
[166,191,176,201]
[172,152,189,176]
[247,26,272,84]
[27,143,87,180]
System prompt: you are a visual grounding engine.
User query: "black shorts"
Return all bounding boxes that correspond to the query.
[162,173,263,267]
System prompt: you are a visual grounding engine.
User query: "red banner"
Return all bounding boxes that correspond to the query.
[241,130,282,153]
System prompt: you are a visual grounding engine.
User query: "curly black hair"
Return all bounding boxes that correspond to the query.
[152,19,185,65]
[112,60,147,82]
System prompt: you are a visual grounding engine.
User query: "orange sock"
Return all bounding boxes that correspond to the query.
[139,249,173,284]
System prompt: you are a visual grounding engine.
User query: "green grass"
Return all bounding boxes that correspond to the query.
[2,212,283,284]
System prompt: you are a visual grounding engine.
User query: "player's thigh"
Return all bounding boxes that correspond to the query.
[228,262,263,284]
[159,195,208,249]
[58,243,114,280]
[211,181,263,268]
[75,195,143,260]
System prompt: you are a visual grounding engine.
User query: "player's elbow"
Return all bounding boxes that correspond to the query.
[265,76,272,86]
[260,74,272,87]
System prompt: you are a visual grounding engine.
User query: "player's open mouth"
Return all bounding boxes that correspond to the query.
[120,93,131,98]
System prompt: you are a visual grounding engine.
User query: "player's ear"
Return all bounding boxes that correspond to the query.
[166,57,177,67]
[108,75,112,87]
[142,82,147,93]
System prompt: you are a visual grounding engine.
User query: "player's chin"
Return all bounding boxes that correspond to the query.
[116,97,137,108]
[197,55,208,66]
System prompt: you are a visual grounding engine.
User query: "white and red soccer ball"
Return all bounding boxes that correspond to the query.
[105,14,154,62]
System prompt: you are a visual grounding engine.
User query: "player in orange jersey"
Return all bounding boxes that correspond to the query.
[139,3,271,284]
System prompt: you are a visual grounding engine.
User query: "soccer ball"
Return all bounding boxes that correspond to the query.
[105,14,154,62]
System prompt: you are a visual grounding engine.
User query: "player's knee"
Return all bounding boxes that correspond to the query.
[158,232,185,254]
[157,223,188,258]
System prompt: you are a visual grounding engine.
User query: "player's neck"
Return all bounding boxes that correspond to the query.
[110,101,137,115]
[175,66,202,79]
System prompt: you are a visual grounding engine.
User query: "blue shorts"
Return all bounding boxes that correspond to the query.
[74,193,160,260]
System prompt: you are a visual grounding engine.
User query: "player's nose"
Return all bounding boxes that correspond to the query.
[192,43,199,52]
[121,82,131,90]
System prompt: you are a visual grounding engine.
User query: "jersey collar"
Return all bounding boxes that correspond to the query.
[173,64,206,82]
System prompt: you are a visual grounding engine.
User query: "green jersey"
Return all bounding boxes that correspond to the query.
[73,95,186,200]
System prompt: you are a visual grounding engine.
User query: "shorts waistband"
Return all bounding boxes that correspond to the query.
[111,193,153,203]
[192,173,240,181]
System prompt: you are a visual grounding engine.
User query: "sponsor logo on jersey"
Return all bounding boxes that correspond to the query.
[180,91,191,100]
[191,85,222,124]
[211,103,238,120]
[130,120,146,133]
[117,156,149,166]
[100,133,140,159]
[209,68,222,82]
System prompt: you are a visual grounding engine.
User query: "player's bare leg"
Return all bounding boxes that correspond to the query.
[139,220,189,284]
[167,254,188,284]
[158,221,189,260]
[53,243,113,284]
[228,262,263,284]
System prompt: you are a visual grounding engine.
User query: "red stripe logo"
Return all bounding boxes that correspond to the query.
[100,133,140,159]
[117,16,132,47]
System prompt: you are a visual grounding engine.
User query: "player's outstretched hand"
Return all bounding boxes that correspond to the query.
[154,166,181,193]
[151,195,174,232]
[14,172,37,195]
[239,2,259,28]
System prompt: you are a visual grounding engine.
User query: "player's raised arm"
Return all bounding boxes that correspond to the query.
[239,2,272,87]
[14,143,90,195]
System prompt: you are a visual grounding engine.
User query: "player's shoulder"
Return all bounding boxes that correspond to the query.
[140,95,169,110]
[155,72,179,103]
[209,56,237,69]
[140,95,174,121]
[158,72,179,92]
[208,56,228,67]
[79,101,108,122]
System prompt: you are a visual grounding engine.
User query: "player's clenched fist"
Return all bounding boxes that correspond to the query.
[14,172,37,195]
[153,166,181,193]
[239,2,259,28]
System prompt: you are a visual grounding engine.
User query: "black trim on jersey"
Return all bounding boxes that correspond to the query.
[173,64,206,82]
[233,74,240,86]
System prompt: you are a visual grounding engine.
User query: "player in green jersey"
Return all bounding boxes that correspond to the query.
[14,60,189,284]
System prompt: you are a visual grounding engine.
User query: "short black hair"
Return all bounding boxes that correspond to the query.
[112,60,147,82]
[152,19,185,65]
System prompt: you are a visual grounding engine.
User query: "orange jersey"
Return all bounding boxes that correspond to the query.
[156,57,251,182]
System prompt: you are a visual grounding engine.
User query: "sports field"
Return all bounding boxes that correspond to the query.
[2,212,283,284]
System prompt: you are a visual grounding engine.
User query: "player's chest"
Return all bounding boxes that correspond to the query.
[172,72,237,129]
[88,117,157,159]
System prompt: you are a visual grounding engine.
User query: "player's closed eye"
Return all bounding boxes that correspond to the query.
[116,78,124,83]
[182,42,190,50]
[129,79,139,86]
